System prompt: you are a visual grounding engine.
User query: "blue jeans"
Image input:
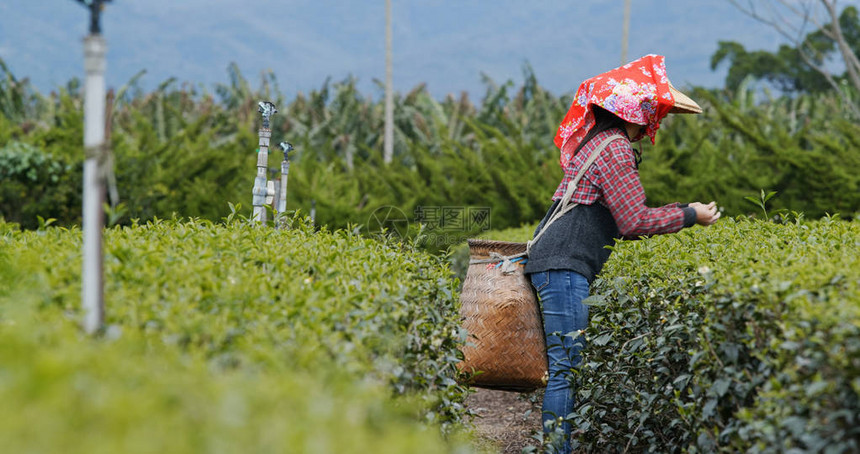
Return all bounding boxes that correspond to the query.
[530,270,590,454]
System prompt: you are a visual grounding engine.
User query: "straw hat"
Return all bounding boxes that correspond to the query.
[668,83,702,114]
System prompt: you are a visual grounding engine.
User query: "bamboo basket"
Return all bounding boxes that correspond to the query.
[458,239,548,392]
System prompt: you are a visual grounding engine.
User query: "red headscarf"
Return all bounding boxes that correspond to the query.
[554,54,676,169]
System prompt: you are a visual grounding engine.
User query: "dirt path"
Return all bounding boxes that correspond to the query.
[465,388,543,453]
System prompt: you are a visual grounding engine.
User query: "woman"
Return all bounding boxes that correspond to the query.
[523,54,720,453]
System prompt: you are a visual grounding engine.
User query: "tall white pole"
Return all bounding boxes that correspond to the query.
[82,34,106,334]
[621,0,631,65]
[252,102,277,224]
[383,0,394,164]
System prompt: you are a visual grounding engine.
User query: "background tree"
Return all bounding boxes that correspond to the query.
[710,40,833,93]
[721,1,860,114]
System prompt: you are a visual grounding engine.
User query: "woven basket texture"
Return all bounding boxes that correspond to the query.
[458,239,548,392]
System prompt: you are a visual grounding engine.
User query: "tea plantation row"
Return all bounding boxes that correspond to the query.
[3,215,857,452]
[0,218,475,453]
[474,217,859,452]
[583,217,859,453]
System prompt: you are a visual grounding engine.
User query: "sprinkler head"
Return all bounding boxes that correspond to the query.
[279,142,295,160]
[257,101,278,128]
[74,0,111,34]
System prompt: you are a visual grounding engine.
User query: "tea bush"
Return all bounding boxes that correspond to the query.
[572,217,860,453]
[0,217,475,453]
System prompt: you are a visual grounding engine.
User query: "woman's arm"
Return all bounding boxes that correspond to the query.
[598,140,696,238]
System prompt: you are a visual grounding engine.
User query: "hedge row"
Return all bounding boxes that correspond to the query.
[0,217,474,453]
[576,217,859,452]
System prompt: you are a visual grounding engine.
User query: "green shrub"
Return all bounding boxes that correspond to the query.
[0,141,81,228]
[0,320,467,454]
[571,217,860,452]
[0,217,474,452]
[3,61,859,233]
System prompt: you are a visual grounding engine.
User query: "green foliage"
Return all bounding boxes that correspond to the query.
[0,322,467,454]
[1,58,858,237]
[710,41,830,94]
[0,141,81,227]
[0,61,570,235]
[0,58,55,125]
[0,217,475,452]
[568,217,860,452]
[743,189,787,220]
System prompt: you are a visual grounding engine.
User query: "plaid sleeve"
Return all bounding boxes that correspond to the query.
[597,139,687,238]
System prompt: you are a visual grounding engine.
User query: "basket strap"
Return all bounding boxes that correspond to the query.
[526,133,625,256]
[469,252,527,274]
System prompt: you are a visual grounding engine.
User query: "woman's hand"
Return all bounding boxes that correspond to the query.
[689,201,721,226]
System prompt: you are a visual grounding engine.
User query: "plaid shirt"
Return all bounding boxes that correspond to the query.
[552,128,686,238]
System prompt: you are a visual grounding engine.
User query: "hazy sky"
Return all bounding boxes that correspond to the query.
[1,1,857,99]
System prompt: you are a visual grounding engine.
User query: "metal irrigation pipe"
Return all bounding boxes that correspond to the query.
[252,101,277,223]
[275,141,294,226]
